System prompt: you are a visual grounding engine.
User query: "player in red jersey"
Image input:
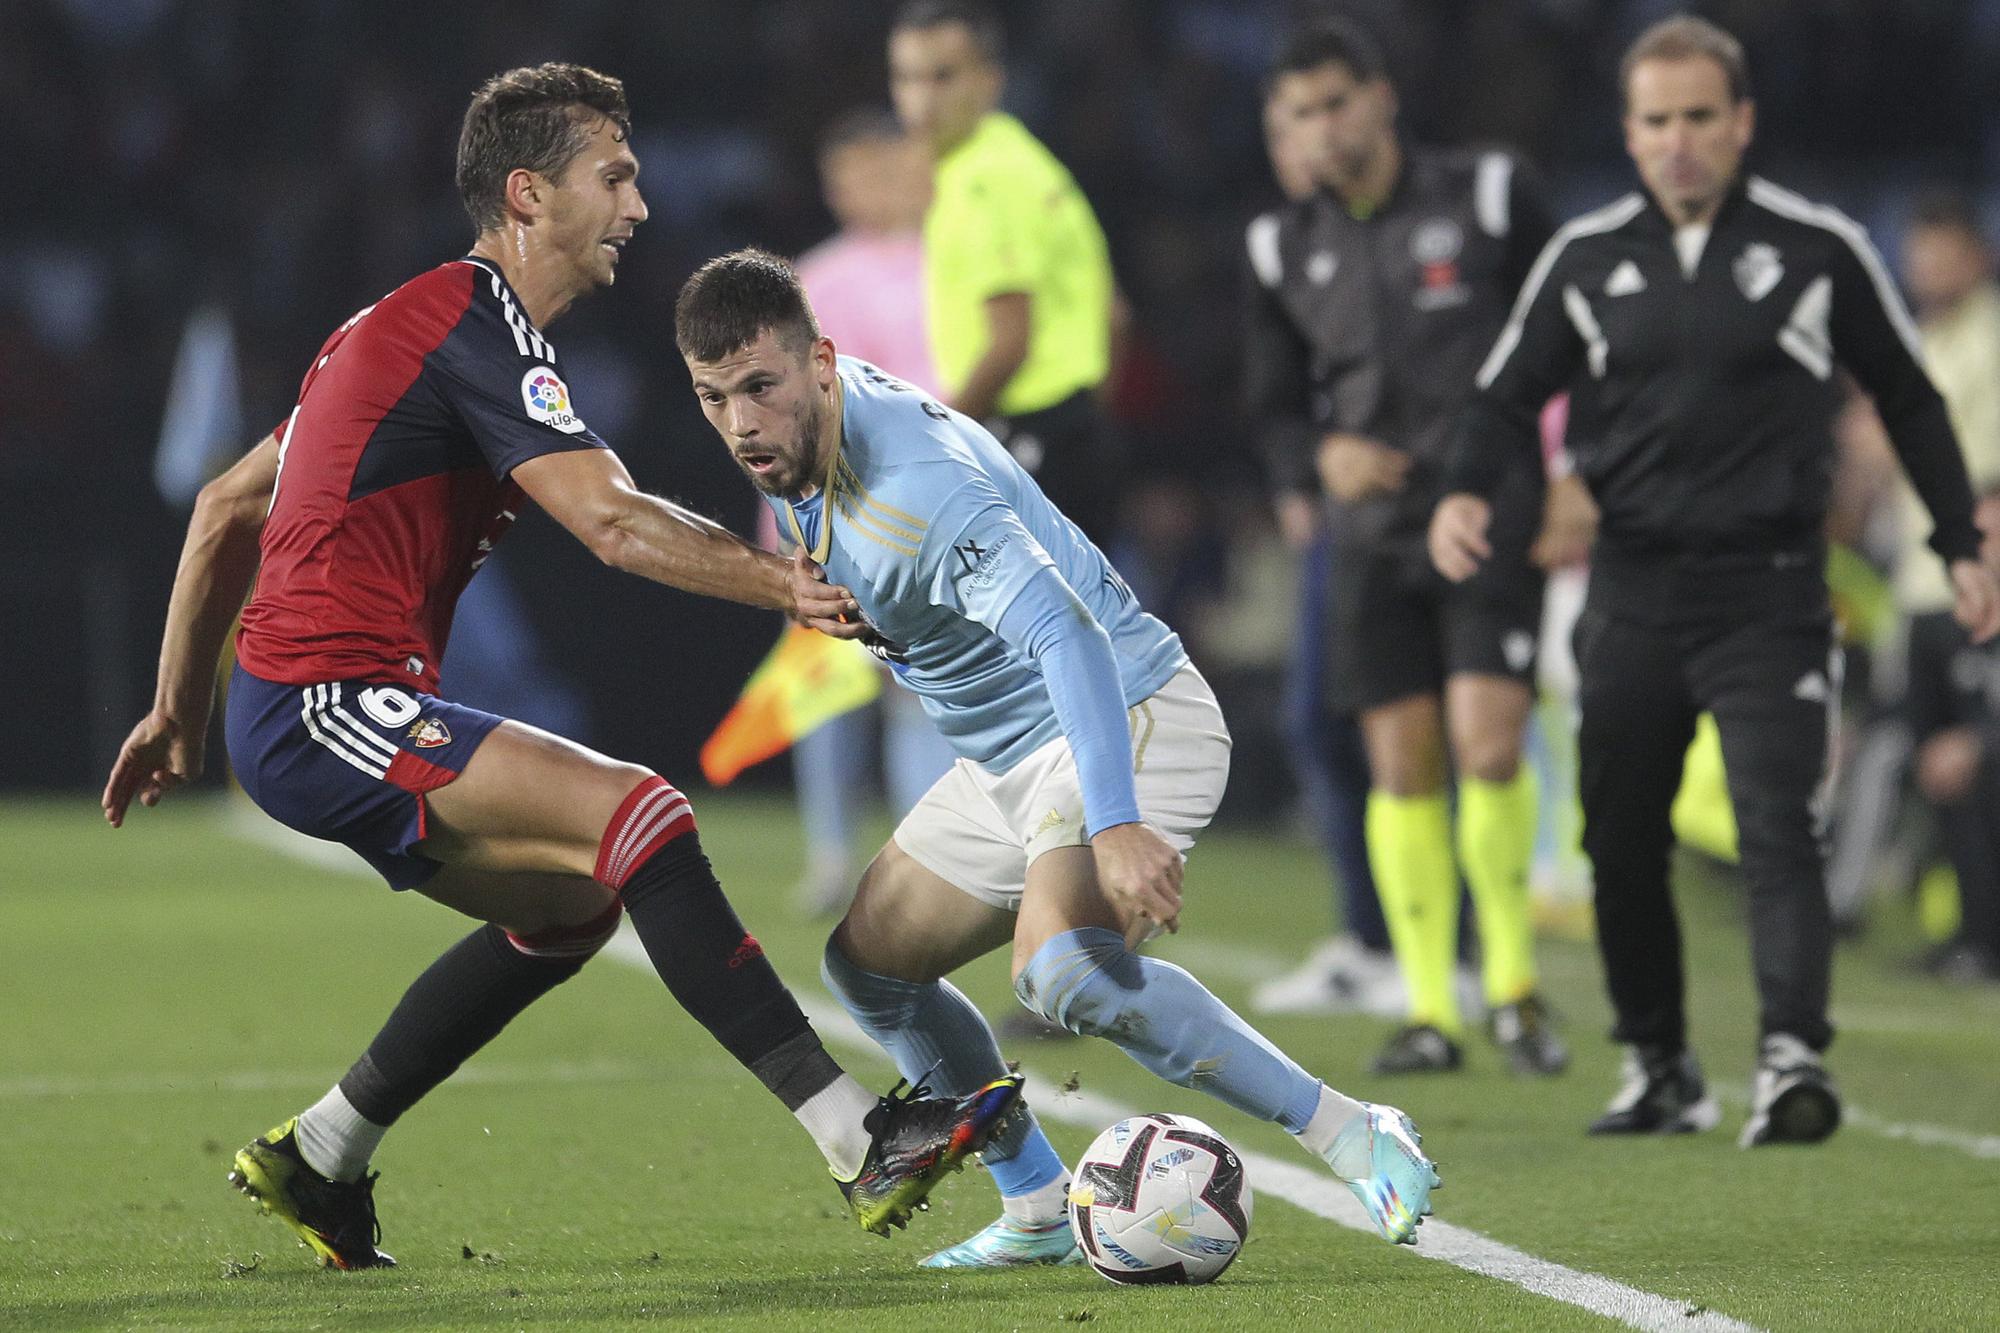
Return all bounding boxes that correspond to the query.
[100,63,1018,1268]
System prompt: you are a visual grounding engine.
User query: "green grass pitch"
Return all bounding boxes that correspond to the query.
[3,794,1996,1330]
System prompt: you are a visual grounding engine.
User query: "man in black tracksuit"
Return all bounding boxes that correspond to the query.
[1433,16,2000,1145]
[1244,20,1590,1077]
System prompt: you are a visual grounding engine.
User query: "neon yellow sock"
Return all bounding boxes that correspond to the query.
[1457,768,1540,1006]
[1366,790,1461,1034]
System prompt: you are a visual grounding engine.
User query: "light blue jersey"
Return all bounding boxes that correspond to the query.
[768,357,1186,787]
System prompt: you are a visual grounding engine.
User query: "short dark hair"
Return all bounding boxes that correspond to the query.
[1620,16,1750,108]
[818,107,907,163]
[891,0,1004,64]
[1265,17,1387,99]
[675,248,823,364]
[1909,190,1985,241]
[456,63,631,235]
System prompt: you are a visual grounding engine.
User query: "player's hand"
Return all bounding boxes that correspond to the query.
[1915,725,1983,804]
[102,710,203,827]
[1530,474,1598,571]
[789,549,867,640]
[1949,558,2000,644]
[1429,493,1493,583]
[1317,434,1411,504]
[1089,821,1184,948]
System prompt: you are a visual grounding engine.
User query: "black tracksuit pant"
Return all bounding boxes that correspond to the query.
[1574,550,1839,1054]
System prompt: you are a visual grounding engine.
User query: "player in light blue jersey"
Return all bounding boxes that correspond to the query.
[675,249,1440,1265]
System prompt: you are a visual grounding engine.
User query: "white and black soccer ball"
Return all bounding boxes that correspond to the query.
[1068,1113,1253,1285]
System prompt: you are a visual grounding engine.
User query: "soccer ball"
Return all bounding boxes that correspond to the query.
[1068,1113,1253,1285]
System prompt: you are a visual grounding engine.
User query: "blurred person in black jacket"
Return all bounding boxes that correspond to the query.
[1244,19,1583,1077]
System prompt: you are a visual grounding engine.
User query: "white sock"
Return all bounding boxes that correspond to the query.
[294,1085,388,1183]
[1293,1083,1369,1163]
[1000,1174,1071,1226]
[794,1074,877,1178]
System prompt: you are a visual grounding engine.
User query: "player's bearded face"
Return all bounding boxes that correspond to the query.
[739,387,826,498]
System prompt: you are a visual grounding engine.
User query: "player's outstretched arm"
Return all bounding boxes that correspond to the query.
[103,431,280,826]
[513,448,863,635]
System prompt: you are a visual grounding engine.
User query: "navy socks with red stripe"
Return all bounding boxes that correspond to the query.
[599,778,874,1171]
[299,911,619,1178]
[299,775,869,1183]
[336,912,619,1133]
[605,808,844,1109]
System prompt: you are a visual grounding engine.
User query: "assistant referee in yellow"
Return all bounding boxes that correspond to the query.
[888,0,1120,543]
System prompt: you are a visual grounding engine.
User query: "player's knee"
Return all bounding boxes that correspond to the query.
[594,772,697,891]
[822,935,930,1025]
[504,897,622,966]
[1013,926,1130,1033]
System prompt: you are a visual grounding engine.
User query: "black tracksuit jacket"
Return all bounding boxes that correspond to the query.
[1243,145,1554,552]
[1444,173,1980,586]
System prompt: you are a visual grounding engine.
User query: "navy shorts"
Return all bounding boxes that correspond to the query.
[225,664,506,889]
[1328,538,1544,714]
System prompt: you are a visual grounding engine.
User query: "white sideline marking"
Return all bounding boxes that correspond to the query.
[214,812,2000,1169]
[601,934,1759,1333]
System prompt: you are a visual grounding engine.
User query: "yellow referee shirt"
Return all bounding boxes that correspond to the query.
[924,111,1112,417]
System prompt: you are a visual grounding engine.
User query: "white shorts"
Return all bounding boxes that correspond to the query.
[892,664,1232,910]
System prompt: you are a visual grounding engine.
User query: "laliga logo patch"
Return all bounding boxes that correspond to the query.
[521,366,586,434]
[407,717,453,749]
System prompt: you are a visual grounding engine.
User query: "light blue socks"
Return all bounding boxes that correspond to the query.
[1014,927,1324,1130]
[821,940,1067,1197]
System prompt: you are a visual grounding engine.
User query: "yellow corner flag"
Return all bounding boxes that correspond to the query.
[700,625,884,786]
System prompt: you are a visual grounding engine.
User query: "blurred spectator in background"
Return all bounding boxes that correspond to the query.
[784,109,958,915]
[888,0,1122,544]
[1898,195,2000,983]
[1242,18,1570,1077]
[1841,193,2000,981]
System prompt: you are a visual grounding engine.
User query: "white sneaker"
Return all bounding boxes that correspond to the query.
[1252,936,1403,1016]
[1739,1034,1840,1148]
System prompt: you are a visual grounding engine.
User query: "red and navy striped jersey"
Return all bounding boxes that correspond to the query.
[237,258,605,692]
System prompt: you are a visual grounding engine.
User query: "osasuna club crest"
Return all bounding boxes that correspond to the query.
[407,717,452,749]
[1733,242,1784,301]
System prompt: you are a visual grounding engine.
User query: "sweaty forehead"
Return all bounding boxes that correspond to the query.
[688,333,793,385]
[574,117,640,171]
